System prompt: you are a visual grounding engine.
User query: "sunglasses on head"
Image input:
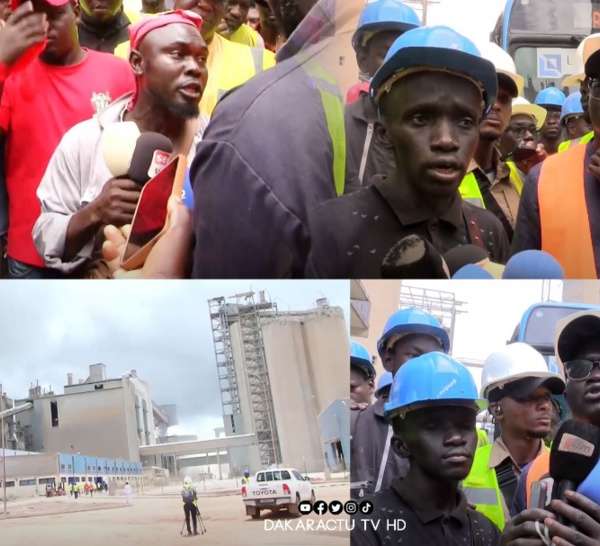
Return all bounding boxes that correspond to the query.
[564,359,600,380]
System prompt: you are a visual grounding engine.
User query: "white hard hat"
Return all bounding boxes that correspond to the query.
[564,34,600,86]
[184,476,192,484]
[511,97,547,130]
[477,42,524,98]
[480,342,565,399]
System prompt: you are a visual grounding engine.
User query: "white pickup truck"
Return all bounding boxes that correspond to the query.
[242,468,315,519]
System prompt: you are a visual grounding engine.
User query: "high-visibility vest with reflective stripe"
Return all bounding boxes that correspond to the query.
[477,429,490,448]
[525,451,550,508]
[558,131,594,153]
[462,444,506,531]
[538,143,596,278]
[301,58,346,196]
[459,162,523,209]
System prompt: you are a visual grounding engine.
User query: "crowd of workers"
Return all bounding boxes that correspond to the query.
[0,0,594,280]
[350,307,600,545]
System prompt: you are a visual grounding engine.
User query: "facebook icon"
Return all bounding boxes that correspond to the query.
[313,500,328,516]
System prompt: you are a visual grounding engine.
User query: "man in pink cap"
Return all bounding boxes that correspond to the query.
[33,10,208,277]
[0,0,134,279]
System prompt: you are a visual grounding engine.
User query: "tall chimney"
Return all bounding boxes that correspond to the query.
[67,373,73,386]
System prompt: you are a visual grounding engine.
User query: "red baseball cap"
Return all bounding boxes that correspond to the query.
[10,0,77,13]
[128,10,203,50]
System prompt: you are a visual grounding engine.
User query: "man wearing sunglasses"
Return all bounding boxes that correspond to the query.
[506,309,600,544]
[513,34,600,278]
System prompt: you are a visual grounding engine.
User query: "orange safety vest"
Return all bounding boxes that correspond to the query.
[538,143,596,278]
[525,451,550,507]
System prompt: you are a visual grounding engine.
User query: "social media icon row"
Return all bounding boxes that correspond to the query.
[298,500,373,515]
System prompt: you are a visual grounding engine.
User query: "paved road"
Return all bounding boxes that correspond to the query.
[0,483,350,545]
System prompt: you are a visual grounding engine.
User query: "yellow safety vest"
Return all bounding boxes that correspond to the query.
[462,444,506,531]
[558,131,594,152]
[228,23,263,48]
[459,162,523,208]
[477,429,489,448]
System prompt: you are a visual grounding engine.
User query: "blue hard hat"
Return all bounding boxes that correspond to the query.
[352,0,421,51]
[535,87,567,108]
[370,26,497,112]
[351,341,376,378]
[377,307,450,358]
[560,92,584,124]
[384,352,488,419]
[375,372,393,398]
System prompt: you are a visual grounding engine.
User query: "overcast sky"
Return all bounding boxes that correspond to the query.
[0,281,349,440]
[409,0,506,45]
[403,280,565,388]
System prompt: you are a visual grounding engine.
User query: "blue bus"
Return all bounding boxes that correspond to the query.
[492,0,600,101]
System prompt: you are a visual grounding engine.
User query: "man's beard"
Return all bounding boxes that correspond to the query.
[150,89,199,120]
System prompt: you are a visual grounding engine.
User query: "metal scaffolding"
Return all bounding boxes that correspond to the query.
[208,292,282,467]
[399,285,467,355]
[403,0,441,25]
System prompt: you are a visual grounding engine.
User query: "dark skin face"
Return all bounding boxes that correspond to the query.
[500,113,538,157]
[581,77,591,124]
[478,83,513,141]
[380,71,483,202]
[564,339,600,426]
[31,0,81,66]
[79,0,122,24]
[266,0,316,39]
[356,30,402,80]
[256,2,276,29]
[565,115,592,139]
[130,24,208,120]
[350,366,374,405]
[0,0,10,21]
[378,386,391,403]
[493,386,553,439]
[224,0,249,33]
[174,0,226,42]
[392,405,478,482]
[382,333,443,376]
[141,0,166,14]
[247,6,259,26]
[539,106,562,140]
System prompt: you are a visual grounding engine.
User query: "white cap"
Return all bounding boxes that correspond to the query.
[184,476,192,484]
[563,34,600,86]
[511,97,547,130]
[477,42,524,97]
[480,342,565,398]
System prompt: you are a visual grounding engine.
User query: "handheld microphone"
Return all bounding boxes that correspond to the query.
[502,250,564,279]
[443,245,505,278]
[380,235,449,279]
[101,123,173,185]
[578,457,600,506]
[549,420,600,526]
[452,264,494,279]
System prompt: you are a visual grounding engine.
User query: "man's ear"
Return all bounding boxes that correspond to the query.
[375,120,394,150]
[391,434,410,458]
[355,48,370,77]
[368,378,375,395]
[129,49,143,77]
[73,2,81,23]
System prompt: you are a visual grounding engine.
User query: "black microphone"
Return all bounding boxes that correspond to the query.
[127,132,174,186]
[443,244,505,278]
[550,420,600,526]
[380,235,449,279]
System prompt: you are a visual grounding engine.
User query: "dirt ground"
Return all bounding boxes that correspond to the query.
[0,483,349,546]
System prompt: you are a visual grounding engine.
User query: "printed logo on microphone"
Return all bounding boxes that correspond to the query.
[558,433,595,457]
[148,150,171,178]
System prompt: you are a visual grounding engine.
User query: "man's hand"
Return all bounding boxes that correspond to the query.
[92,178,141,227]
[499,509,556,546]
[590,149,600,180]
[545,491,600,546]
[0,1,47,67]
[217,20,229,37]
[102,195,192,279]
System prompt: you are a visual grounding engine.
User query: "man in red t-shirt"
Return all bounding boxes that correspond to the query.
[0,0,134,278]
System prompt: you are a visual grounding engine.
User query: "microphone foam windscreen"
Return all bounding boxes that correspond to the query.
[578,458,600,505]
[101,122,142,178]
[380,235,449,279]
[503,250,565,279]
[443,245,489,276]
[549,420,600,483]
[452,264,494,279]
[128,132,174,186]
